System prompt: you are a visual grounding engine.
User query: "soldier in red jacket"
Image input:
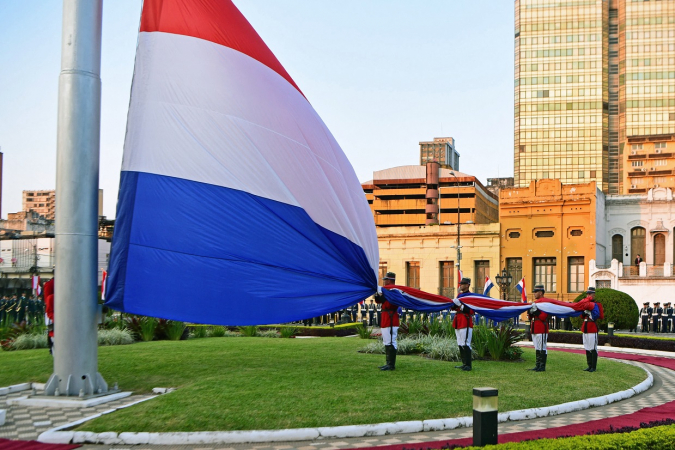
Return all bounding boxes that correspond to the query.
[452,278,474,371]
[528,285,549,372]
[376,272,399,371]
[582,286,599,372]
[43,278,55,356]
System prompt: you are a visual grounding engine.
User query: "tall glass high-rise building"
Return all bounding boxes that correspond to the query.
[515,0,675,194]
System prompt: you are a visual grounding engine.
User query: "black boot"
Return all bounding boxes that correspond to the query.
[588,350,597,372]
[381,346,396,371]
[529,350,541,371]
[462,346,472,371]
[535,352,547,372]
[455,346,466,369]
[379,345,391,370]
[584,350,592,371]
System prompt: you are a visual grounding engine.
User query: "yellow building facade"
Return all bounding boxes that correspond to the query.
[377,224,501,299]
[500,179,603,302]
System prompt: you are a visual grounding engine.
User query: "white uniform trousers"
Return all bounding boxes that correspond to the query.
[532,333,547,353]
[381,326,399,349]
[455,327,473,346]
[582,332,598,351]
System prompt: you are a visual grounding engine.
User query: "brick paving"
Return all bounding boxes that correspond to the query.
[1,344,673,449]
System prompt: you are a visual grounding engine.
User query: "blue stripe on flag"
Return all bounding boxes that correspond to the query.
[105,172,377,325]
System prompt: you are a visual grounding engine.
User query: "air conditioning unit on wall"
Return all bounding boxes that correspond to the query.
[631,184,637,189]
[656,149,662,154]
[654,184,660,188]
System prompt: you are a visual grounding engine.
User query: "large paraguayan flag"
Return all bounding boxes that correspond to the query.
[105,0,379,325]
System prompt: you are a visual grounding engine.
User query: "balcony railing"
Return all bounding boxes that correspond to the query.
[647,264,664,277]
[622,266,639,278]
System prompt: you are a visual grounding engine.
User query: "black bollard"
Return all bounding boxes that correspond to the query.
[473,387,498,447]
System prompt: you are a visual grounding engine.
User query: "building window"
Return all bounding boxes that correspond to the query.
[406,262,420,290]
[534,258,557,293]
[653,159,667,167]
[535,230,555,238]
[509,231,521,239]
[570,229,583,237]
[611,234,623,263]
[474,261,490,294]
[631,161,644,167]
[568,257,585,293]
[631,144,643,150]
[378,262,387,287]
[655,142,667,149]
[630,227,646,266]
[506,258,522,301]
[439,261,454,298]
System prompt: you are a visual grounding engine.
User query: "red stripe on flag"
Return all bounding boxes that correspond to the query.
[140,0,303,95]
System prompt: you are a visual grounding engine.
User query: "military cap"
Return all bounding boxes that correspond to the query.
[460,277,471,285]
[533,284,545,293]
[383,272,396,281]
[586,286,596,294]
[644,302,650,305]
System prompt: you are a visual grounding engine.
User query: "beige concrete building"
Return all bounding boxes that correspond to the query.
[625,134,675,194]
[22,190,55,220]
[377,224,501,298]
[419,137,460,170]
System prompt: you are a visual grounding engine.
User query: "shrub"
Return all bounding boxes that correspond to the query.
[279,327,298,338]
[354,323,374,339]
[164,321,187,341]
[139,317,158,342]
[239,326,259,337]
[464,424,675,449]
[258,329,280,338]
[191,326,208,339]
[427,316,444,336]
[98,329,134,346]
[10,333,48,350]
[222,329,242,337]
[571,288,639,332]
[359,335,461,362]
[548,331,675,352]
[471,325,491,358]
[210,326,226,337]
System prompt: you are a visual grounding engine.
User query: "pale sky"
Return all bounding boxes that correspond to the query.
[0,1,514,219]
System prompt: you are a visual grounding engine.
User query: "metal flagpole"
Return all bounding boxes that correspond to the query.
[45,0,108,396]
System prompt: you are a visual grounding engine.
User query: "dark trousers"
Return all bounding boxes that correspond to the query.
[641,316,649,332]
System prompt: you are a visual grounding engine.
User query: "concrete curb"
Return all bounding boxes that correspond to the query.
[37,360,654,445]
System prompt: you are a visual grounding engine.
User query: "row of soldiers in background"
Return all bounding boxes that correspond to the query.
[0,293,45,325]
[639,301,674,333]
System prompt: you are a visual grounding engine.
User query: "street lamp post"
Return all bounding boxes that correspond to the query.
[448,171,462,277]
[494,268,513,301]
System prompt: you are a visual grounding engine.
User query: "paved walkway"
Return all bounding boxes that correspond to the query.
[2,343,674,449]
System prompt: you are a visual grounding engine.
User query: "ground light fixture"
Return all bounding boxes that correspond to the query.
[473,387,498,446]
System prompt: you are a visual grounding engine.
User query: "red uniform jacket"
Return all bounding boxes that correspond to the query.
[44,278,55,337]
[529,311,549,334]
[453,310,474,329]
[582,318,598,333]
[380,301,399,328]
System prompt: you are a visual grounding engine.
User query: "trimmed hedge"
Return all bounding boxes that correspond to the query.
[571,288,639,332]
[462,424,675,449]
[547,331,675,352]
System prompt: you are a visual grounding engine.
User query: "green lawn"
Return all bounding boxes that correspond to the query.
[0,337,646,432]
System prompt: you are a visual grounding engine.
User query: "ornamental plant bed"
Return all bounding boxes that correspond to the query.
[257,324,359,337]
[546,331,675,352]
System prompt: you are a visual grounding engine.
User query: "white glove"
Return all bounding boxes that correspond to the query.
[529,304,538,314]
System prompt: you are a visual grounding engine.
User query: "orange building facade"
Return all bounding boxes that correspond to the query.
[499,179,604,302]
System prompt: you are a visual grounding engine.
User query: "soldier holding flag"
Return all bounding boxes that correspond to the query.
[375,272,399,371]
[528,285,549,372]
[452,278,474,372]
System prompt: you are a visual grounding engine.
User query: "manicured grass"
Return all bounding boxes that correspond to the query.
[0,338,646,432]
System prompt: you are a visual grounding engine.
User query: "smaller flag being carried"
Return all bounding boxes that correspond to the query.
[483,276,494,296]
[32,275,41,296]
[516,278,527,302]
[457,268,464,289]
